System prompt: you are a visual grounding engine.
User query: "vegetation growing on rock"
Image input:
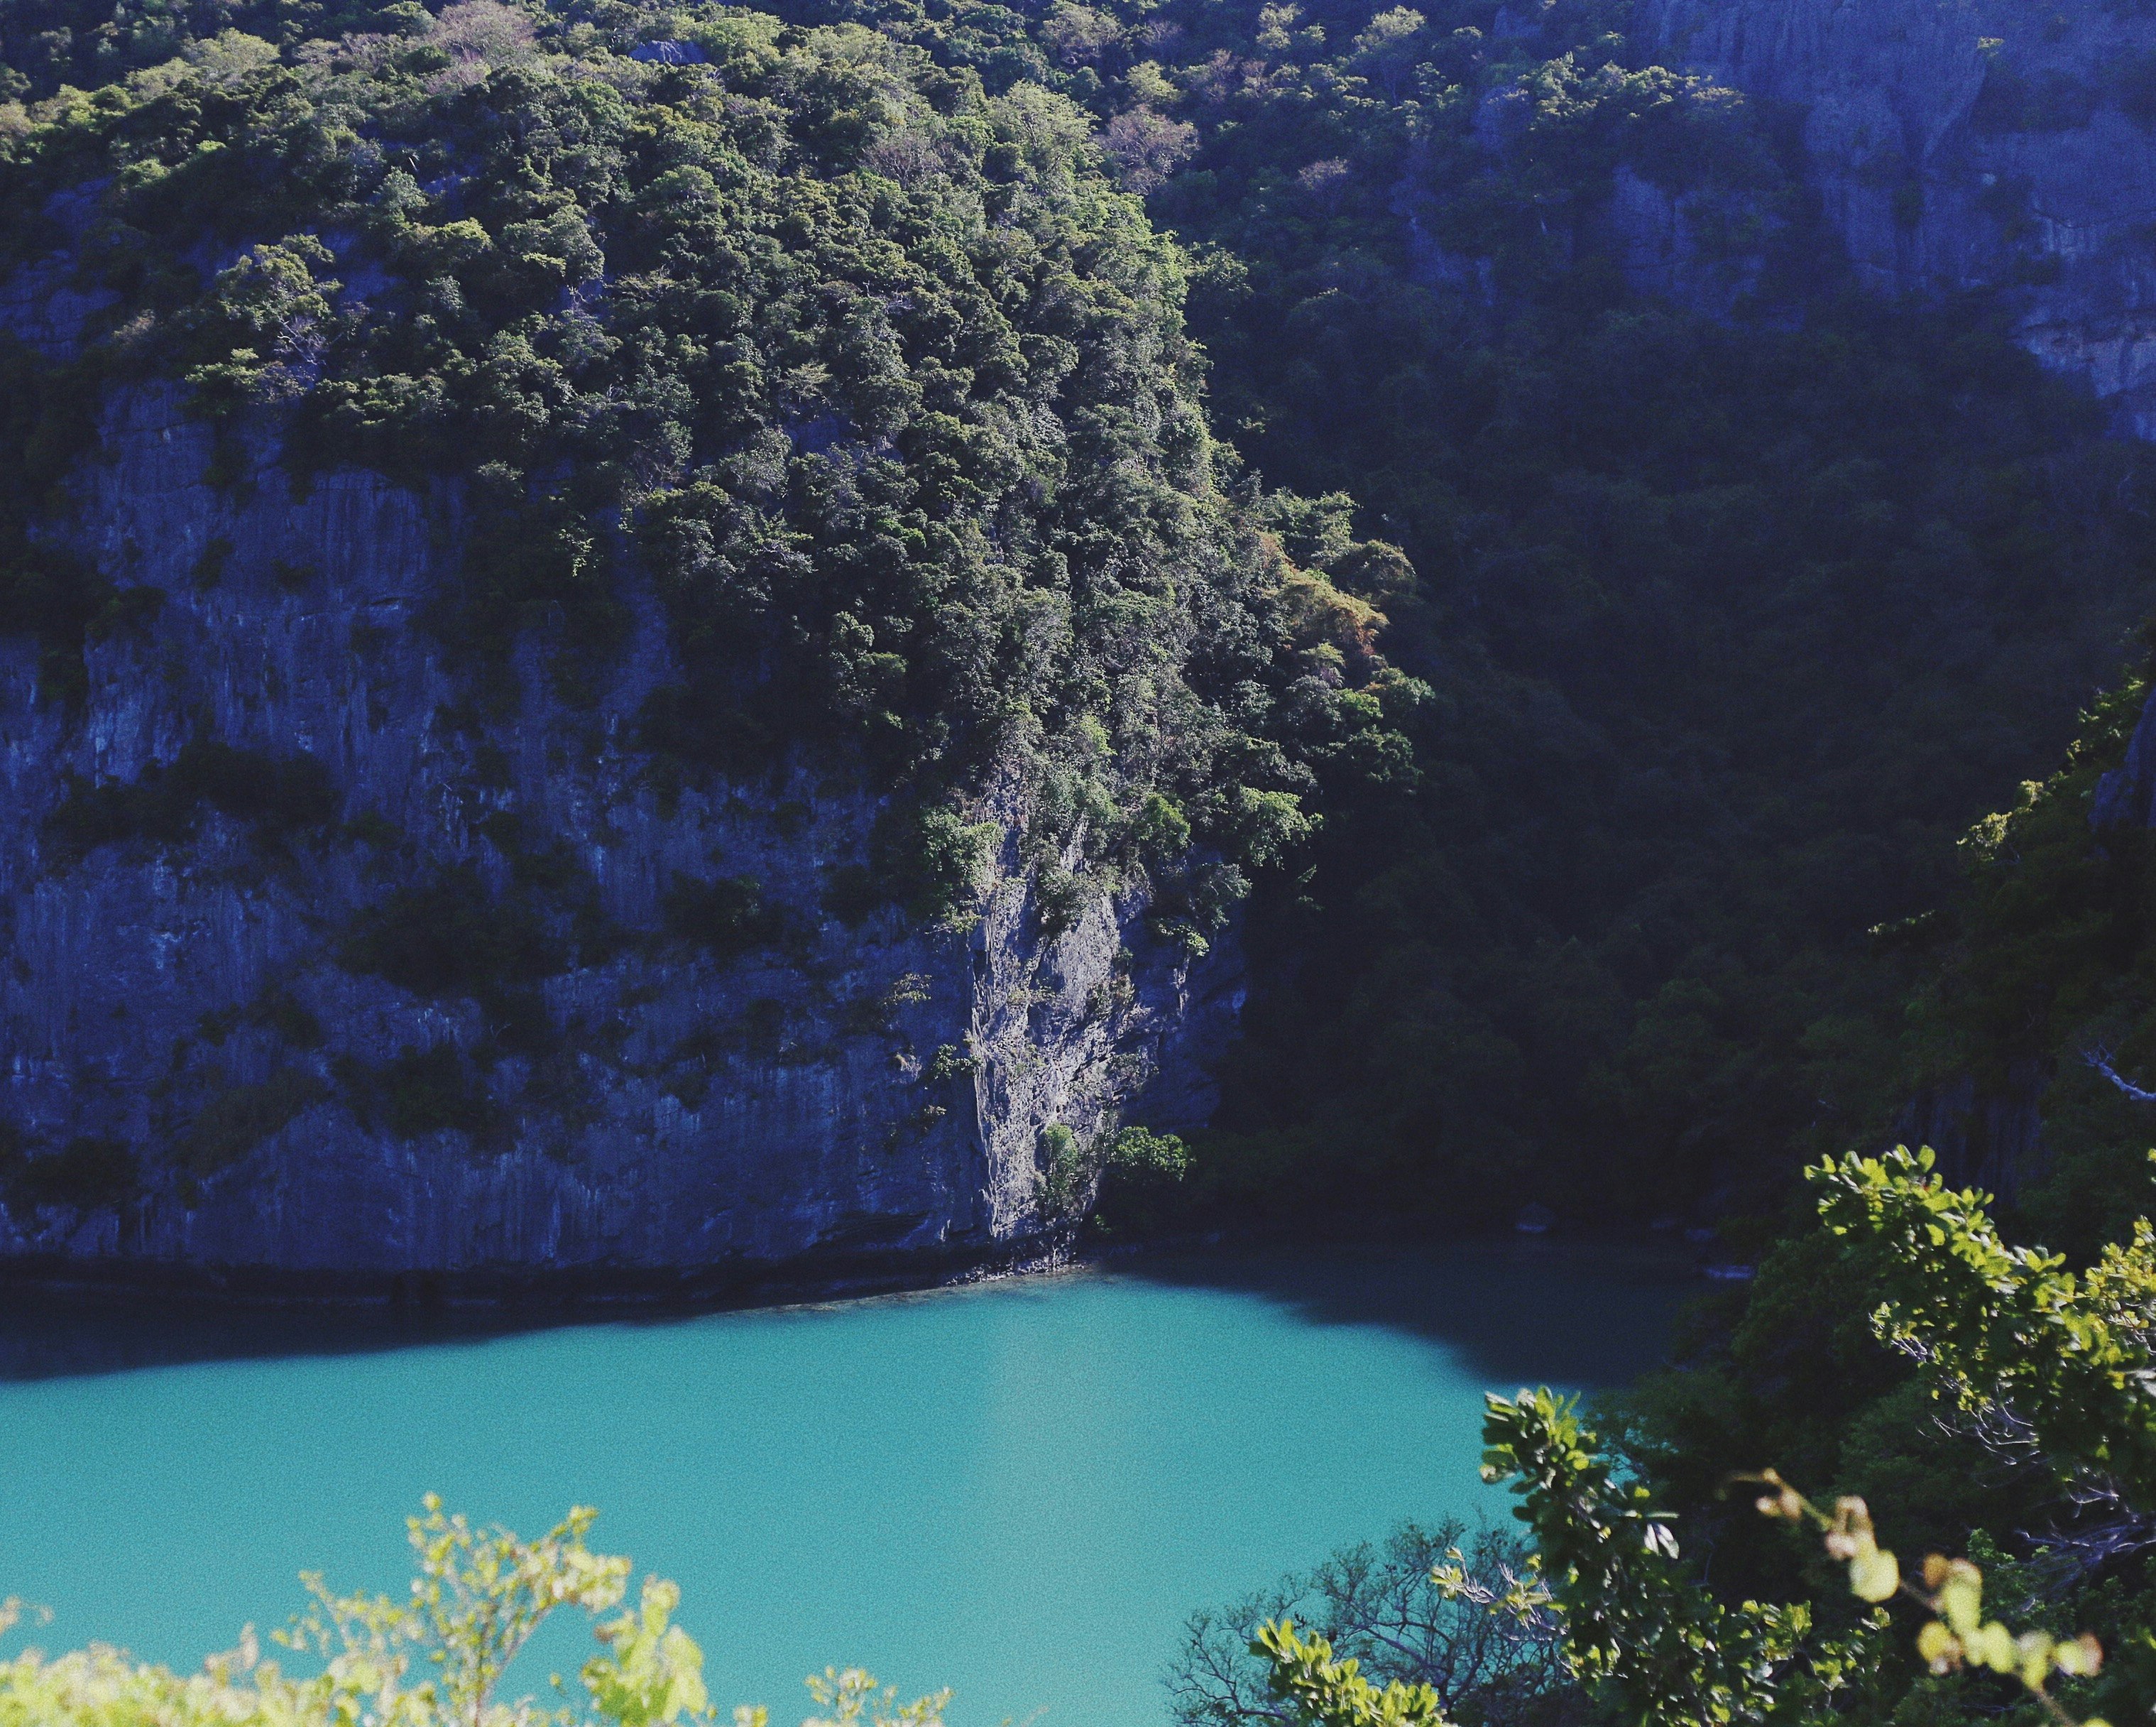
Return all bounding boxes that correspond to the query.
[0,0,1399,900]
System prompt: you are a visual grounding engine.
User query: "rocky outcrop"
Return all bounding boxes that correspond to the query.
[0,383,1236,1287]
[1600,163,1768,317]
[1893,1061,2048,1205]
[1640,0,2156,432]
[2095,683,2156,829]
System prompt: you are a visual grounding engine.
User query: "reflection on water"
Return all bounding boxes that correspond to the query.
[0,1241,1695,1727]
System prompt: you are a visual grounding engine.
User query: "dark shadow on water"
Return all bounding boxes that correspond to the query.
[0,1237,1702,1386]
[0,1290,564,1382]
[1114,1236,1698,1389]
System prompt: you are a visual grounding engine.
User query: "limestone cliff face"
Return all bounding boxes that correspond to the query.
[2091,672,2156,838]
[1639,0,2156,432]
[1894,1062,2047,1204]
[0,383,1239,1283]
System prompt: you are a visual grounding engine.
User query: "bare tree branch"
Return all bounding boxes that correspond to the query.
[1166,1521,1585,1727]
[2081,1045,2156,1103]
[1895,1333,2156,1595]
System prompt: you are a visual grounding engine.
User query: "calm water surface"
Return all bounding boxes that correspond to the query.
[0,1243,1687,1727]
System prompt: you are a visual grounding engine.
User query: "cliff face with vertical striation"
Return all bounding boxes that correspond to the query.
[0,380,1244,1284]
[1639,0,2156,432]
[0,9,1389,1286]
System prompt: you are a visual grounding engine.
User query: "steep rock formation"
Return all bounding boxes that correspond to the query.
[1641,0,2156,432]
[2094,680,2156,830]
[1893,1062,2047,1205]
[0,383,1239,1286]
[0,9,1374,1289]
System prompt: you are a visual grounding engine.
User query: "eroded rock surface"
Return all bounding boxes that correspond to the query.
[1643,0,2156,430]
[0,385,1236,1282]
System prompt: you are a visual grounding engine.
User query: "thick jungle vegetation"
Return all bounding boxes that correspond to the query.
[8,0,2155,1228]
[1464,657,2156,1727]
[1157,648,2156,1727]
[0,0,1414,981]
[16,6,2156,1727]
[711,0,2156,1224]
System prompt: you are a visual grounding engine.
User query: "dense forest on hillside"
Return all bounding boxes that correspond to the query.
[18,1,2156,1725]
[0,0,1438,1221]
[0,0,1403,914]
[691,0,2156,1222]
[9,0,2156,1235]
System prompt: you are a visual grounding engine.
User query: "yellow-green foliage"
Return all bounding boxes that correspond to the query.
[1751,1476,2106,1727]
[1476,1387,1880,1727]
[0,1498,941,1727]
[1457,1148,2156,1727]
[1815,1146,2156,1505]
[1252,1620,1445,1727]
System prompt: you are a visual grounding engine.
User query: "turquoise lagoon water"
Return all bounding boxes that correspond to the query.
[0,1243,1687,1727]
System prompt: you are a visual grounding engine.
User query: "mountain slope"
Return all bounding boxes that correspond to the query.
[0,4,1403,1276]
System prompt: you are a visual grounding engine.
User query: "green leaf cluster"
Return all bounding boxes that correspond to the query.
[0,1495,943,1727]
[1479,1388,1882,1727]
[1253,1619,1447,1727]
[1815,1146,2156,1512]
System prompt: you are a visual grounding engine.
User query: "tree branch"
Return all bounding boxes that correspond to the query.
[2081,1045,2156,1103]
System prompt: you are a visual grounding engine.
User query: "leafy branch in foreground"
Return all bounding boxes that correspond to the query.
[1478,1390,1881,1727]
[1462,1146,2156,1727]
[0,1496,943,1727]
[1250,1621,1447,1727]
[1175,1520,1571,1727]
[800,1667,952,1727]
[1748,1473,2105,1727]
[1244,1395,2113,1727]
[1812,1145,2156,1508]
